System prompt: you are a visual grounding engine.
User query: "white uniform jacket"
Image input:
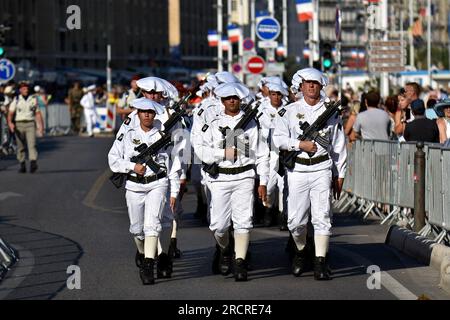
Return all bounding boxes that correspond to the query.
[194,104,270,185]
[108,120,181,197]
[273,98,347,178]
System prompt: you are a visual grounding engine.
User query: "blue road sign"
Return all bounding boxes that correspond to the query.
[243,38,254,51]
[0,59,15,83]
[256,17,280,41]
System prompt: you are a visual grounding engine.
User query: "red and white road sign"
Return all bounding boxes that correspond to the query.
[246,56,265,74]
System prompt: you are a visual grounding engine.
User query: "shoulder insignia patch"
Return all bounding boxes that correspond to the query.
[278,108,286,117]
[198,108,204,116]
[202,124,209,132]
[124,117,131,125]
[117,134,124,141]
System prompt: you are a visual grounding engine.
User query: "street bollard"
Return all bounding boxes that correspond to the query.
[414,142,426,232]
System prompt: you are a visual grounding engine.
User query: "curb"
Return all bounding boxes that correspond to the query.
[385,225,450,295]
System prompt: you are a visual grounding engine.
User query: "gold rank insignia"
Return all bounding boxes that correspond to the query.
[132,139,141,145]
[296,113,305,120]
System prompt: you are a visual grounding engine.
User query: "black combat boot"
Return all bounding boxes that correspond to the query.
[135,250,144,268]
[292,248,307,277]
[30,160,38,173]
[140,258,155,285]
[234,258,248,282]
[219,246,232,276]
[157,252,172,279]
[168,238,181,259]
[19,162,26,173]
[314,256,331,281]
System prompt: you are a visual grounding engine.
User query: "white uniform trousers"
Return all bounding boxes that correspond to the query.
[125,182,172,239]
[209,177,254,236]
[287,170,333,237]
[84,108,97,136]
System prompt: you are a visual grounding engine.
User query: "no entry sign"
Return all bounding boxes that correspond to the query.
[246,56,265,74]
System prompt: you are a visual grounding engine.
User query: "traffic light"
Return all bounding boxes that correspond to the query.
[0,25,10,58]
[321,42,333,72]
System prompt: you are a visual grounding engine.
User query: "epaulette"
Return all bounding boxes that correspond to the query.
[197,108,204,116]
[202,124,209,132]
[124,117,131,125]
[117,133,124,141]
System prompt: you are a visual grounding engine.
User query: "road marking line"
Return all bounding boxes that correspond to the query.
[334,247,417,300]
[0,192,23,201]
[82,169,124,214]
[255,229,417,300]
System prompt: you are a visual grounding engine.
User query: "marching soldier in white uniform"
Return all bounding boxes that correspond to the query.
[108,98,181,285]
[273,68,347,280]
[257,81,289,229]
[116,77,185,260]
[193,82,270,282]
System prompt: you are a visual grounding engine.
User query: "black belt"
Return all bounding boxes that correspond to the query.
[217,164,255,175]
[295,154,330,166]
[127,171,167,184]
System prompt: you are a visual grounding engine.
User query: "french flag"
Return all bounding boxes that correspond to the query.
[303,47,311,58]
[221,36,230,51]
[296,0,314,22]
[227,24,241,43]
[208,30,219,47]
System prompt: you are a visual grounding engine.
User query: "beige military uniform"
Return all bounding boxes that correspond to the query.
[9,95,40,162]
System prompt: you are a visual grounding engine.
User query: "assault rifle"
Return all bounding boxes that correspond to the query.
[281,99,343,170]
[110,93,191,188]
[203,100,261,177]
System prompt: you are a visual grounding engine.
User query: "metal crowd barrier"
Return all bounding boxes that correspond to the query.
[41,103,71,136]
[335,139,450,244]
[0,237,18,282]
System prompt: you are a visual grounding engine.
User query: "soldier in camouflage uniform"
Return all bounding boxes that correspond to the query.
[68,81,84,134]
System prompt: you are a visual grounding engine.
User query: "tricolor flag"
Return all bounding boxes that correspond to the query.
[296,0,314,22]
[351,50,358,59]
[222,36,230,51]
[276,46,286,57]
[227,24,241,43]
[303,47,311,58]
[358,51,365,59]
[208,30,218,47]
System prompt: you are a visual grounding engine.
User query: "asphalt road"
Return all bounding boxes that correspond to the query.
[0,136,448,300]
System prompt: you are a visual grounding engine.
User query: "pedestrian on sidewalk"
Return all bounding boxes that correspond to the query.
[7,82,44,173]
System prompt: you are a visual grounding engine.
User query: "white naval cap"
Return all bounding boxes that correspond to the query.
[136,77,178,99]
[87,84,96,91]
[291,68,328,90]
[266,82,289,96]
[215,71,240,84]
[258,76,288,90]
[214,82,250,99]
[196,82,215,97]
[130,98,165,114]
